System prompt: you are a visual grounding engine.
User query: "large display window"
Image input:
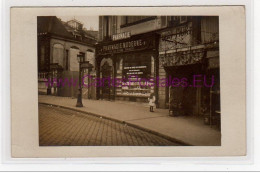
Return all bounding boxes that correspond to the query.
[115,53,154,99]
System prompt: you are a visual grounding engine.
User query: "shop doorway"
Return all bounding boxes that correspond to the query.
[166,64,203,116]
[101,61,112,100]
[169,84,197,116]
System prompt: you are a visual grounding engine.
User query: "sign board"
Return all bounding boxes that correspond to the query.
[159,22,192,51]
[122,55,151,79]
[124,65,147,76]
[97,35,157,55]
[112,32,131,41]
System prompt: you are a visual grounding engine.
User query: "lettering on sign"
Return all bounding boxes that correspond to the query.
[97,38,156,55]
[159,22,192,51]
[112,32,131,41]
[123,65,149,78]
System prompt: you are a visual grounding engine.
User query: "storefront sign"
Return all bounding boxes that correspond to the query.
[159,22,192,51]
[124,65,147,76]
[123,55,151,79]
[160,49,204,67]
[112,32,131,41]
[97,35,157,55]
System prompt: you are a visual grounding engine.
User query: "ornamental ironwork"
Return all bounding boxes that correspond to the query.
[160,49,205,67]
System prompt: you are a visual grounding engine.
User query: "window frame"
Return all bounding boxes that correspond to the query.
[120,16,157,28]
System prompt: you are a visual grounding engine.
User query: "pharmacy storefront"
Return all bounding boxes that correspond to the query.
[96,33,159,102]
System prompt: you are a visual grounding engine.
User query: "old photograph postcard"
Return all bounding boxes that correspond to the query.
[11,6,246,157]
[37,15,220,146]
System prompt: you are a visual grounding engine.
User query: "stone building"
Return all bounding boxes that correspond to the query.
[96,16,164,101]
[37,16,97,99]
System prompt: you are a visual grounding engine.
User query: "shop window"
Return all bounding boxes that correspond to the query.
[115,54,153,98]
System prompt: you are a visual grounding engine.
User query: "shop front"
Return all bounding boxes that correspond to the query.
[160,47,207,117]
[159,46,220,127]
[167,64,203,116]
[96,33,159,102]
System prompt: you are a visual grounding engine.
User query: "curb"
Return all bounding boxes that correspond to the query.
[39,102,192,146]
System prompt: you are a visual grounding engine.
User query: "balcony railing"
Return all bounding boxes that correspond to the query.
[38,72,48,81]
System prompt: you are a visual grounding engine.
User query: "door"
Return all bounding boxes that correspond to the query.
[101,61,112,100]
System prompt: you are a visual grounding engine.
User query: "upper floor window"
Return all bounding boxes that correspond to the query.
[169,16,188,26]
[180,16,188,23]
[121,16,156,28]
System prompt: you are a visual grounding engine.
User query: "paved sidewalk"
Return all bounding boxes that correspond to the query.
[38,95,221,146]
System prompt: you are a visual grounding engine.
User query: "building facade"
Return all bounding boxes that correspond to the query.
[37,17,97,99]
[97,16,220,121]
[96,16,167,102]
[158,16,220,119]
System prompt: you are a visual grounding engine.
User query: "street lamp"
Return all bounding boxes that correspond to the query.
[76,53,84,107]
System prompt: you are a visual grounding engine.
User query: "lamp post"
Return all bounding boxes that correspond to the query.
[76,53,84,107]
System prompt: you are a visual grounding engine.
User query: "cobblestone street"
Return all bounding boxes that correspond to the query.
[39,104,180,146]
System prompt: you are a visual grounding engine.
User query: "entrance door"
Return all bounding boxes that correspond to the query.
[182,86,197,115]
[101,61,112,100]
[167,64,202,116]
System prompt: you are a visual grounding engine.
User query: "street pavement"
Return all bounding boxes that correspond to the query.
[39,104,180,146]
[38,95,221,146]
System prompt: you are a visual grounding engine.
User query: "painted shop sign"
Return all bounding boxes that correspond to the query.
[112,32,131,41]
[159,22,192,51]
[124,65,147,75]
[97,36,156,55]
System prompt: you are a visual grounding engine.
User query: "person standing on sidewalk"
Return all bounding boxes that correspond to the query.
[148,92,156,112]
